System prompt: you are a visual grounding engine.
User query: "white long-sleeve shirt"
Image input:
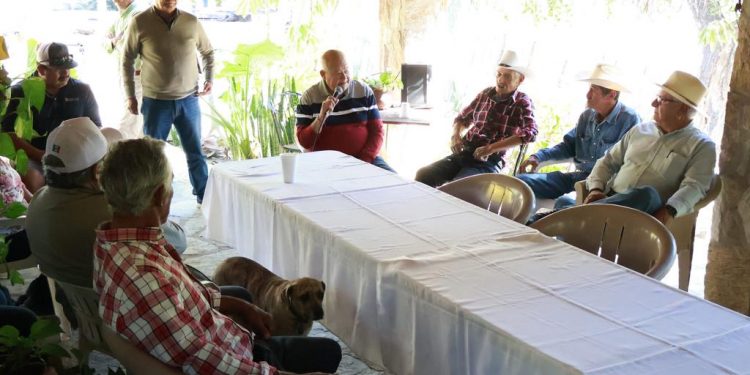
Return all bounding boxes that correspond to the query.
[586,120,716,217]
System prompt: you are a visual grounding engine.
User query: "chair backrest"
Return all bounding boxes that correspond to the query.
[101,325,182,375]
[530,204,676,279]
[438,173,536,223]
[55,280,110,354]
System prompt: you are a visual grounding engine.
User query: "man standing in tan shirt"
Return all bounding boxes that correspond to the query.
[121,0,213,204]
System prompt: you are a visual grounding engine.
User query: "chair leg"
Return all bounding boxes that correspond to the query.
[676,225,697,291]
[46,277,73,342]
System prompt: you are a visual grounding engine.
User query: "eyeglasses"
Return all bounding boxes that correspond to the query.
[654,96,679,106]
[42,54,74,67]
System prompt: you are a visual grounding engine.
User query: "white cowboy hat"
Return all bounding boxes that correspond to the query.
[578,64,629,92]
[656,70,706,115]
[497,50,530,77]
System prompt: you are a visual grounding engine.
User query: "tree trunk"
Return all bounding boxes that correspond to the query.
[704,3,750,315]
[379,0,407,74]
[685,0,737,135]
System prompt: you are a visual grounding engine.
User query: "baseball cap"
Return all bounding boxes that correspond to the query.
[44,117,107,173]
[36,42,77,69]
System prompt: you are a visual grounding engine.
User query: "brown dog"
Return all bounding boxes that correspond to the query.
[213,256,325,336]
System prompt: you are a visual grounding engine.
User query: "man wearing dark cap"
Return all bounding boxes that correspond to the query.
[1,42,101,192]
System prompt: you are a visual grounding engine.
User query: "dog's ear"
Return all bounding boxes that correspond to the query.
[285,284,295,299]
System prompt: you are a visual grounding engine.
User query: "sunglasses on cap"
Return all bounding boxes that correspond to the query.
[41,54,75,67]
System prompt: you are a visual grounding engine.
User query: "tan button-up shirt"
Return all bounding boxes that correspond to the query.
[586,120,716,217]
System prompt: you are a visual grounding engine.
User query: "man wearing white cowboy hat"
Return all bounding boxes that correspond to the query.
[1,42,101,193]
[583,71,716,224]
[519,64,641,212]
[415,50,538,187]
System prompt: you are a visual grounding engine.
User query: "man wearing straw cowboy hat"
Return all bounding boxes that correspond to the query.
[584,71,716,224]
[518,64,641,210]
[415,50,538,187]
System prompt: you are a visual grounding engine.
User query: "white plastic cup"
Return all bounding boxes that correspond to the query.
[400,102,410,118]
[280,153,297,183]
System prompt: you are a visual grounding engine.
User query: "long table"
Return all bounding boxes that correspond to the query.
[203,151,750,375]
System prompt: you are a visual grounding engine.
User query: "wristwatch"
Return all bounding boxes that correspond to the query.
[665,205,677,218]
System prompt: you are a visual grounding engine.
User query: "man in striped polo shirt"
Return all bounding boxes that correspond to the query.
[295,50,395,172]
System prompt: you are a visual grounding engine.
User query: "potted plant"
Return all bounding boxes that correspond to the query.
[0,319,69,375]
[362,71,404,110]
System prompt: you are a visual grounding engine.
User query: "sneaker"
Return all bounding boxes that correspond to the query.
[526,209,556,225]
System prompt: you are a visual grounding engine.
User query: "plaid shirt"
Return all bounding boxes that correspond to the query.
[94,224,277,375]
[456,87,537,151]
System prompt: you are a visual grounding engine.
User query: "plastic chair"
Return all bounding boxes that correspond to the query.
[55,280,181,374]
[531,204,676,279]
[101,325,182,375]
[438,173,536,223]
[574,175,722,290]
[54,280,112,366]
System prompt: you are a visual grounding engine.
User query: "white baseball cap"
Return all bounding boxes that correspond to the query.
[44,117,107,173]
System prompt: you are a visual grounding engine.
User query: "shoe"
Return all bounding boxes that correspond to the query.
[526,209,556,225]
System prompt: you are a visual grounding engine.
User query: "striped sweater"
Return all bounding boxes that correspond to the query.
[295,80,383,162]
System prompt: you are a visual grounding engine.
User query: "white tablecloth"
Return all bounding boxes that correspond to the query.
[203,151,750,375]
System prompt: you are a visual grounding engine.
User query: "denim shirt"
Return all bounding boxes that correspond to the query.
[533,101,640,172]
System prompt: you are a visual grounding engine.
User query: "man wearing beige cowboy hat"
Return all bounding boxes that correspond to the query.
[519,64,641,213]
[415,50,538,187]
[583,70,716,224]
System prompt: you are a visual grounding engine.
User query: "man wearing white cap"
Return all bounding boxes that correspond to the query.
[519,64,641,211]
[26,117,186,291]
[584,71,716,224]
[1,42,101,192]
[415,50,538,187]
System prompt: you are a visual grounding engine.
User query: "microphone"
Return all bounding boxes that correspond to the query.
[322,85,344,120]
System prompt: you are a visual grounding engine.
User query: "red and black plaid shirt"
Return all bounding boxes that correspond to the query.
[94,224,277,375]
[456,87,537,151]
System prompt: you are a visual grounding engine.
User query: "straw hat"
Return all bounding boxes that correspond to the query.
[657,71,706,113]
[578,64,629,92]
[497,50,530,77]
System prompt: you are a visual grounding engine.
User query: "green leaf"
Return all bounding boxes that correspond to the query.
[9,269,24,285]
[39,343,71,358]
[0,324,21,342]
[0,240,9,263]
[3,201,27,218]
[14,149,28,176]
[29,319,63,341]
[20,77,45,112]
[0,132,15,158]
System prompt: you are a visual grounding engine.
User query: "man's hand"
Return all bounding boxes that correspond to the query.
[126,97,138,115]
[519,156,539,173]
[583,189,606,204]
[313,95,339,133]
[450,133,463,154]
[652,206,674,226]
[242,304,273,340]
[473,145,493,161]
[199,81,212,96]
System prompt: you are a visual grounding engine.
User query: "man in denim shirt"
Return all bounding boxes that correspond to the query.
[518,64,640,208]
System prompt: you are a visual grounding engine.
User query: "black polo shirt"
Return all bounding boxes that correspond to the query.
[1,78,101,150]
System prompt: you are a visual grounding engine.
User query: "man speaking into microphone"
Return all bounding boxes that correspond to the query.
[295,49,395,172]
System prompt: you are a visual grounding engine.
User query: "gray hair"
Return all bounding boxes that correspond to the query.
[99,138,172,216]
[43,155,96,188]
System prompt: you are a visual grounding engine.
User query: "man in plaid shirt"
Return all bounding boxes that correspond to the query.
[94,138,341,374]
[415,50,537,187]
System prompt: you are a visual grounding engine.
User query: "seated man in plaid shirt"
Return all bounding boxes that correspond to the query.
[415,50,537,187]
[94,138,341,374]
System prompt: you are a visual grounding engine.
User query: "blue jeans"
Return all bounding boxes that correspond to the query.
[594,186,663,214]
[142,96,208,202]
[415,150,502,187]
[517,171,589,210]
[371,155,396,172]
